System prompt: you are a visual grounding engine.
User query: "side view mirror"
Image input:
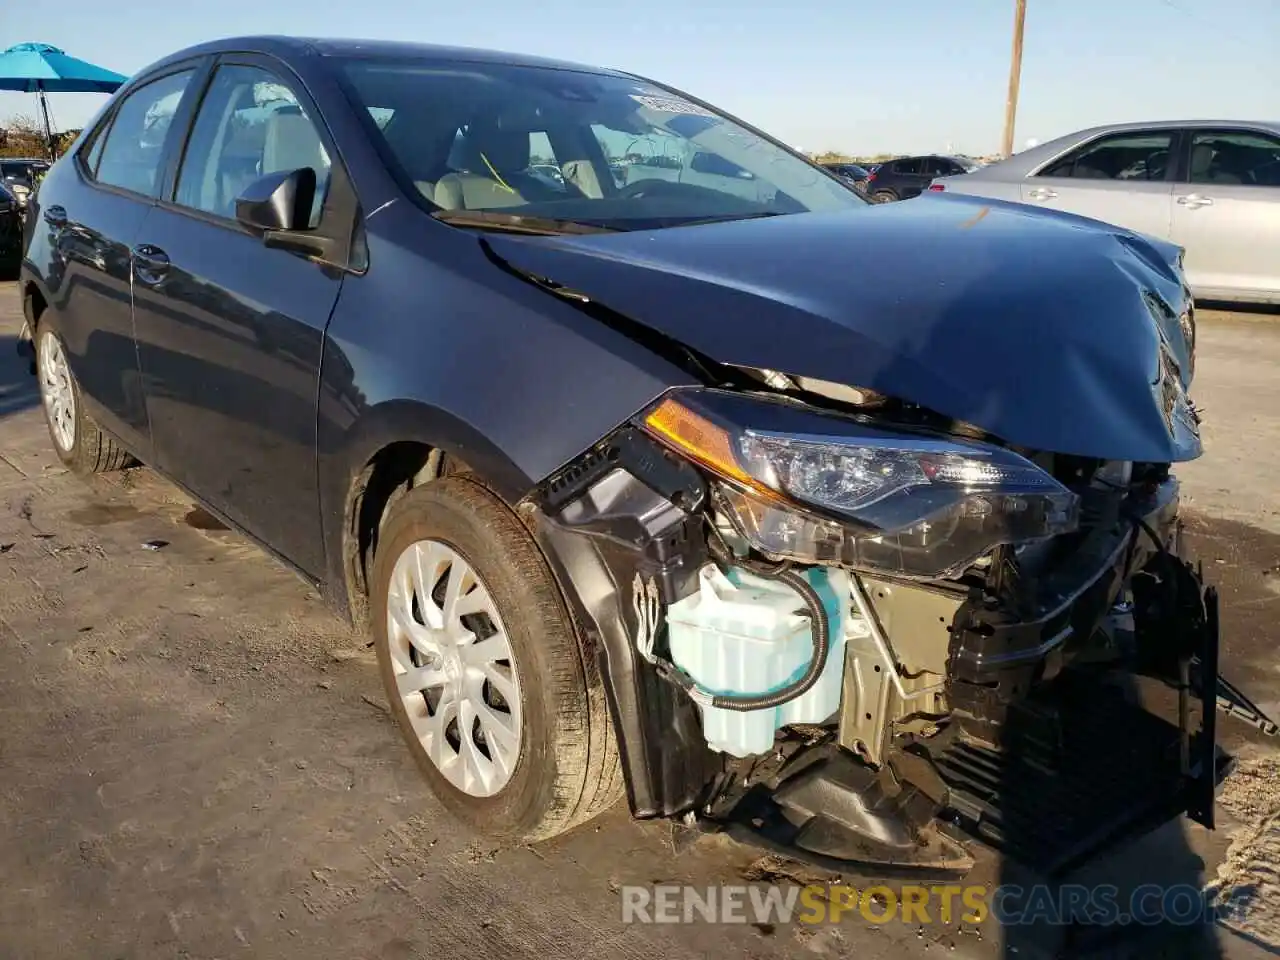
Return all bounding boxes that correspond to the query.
[235,167,316,233]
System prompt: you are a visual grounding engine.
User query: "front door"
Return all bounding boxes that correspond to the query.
[129,58,350,575]
[1019,129,1176,240]
[1170,127,1280,301]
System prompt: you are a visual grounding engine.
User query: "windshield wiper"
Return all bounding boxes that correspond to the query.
[431,209,617,235]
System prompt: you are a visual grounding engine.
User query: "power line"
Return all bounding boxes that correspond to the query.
[1154,0,1272,54]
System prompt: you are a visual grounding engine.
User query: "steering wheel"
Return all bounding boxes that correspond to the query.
[616,178,684,199]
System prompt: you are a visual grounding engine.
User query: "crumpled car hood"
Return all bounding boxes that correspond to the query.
[485,193,1200,463]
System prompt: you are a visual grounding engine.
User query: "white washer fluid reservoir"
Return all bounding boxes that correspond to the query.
[665,563,852,757]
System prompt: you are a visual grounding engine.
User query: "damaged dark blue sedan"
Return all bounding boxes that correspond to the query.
[18,36,1233,876]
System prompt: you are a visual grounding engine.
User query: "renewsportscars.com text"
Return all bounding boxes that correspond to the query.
[621,883,1222,927]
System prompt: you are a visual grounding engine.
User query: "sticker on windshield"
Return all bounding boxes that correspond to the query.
[629,94,716,117]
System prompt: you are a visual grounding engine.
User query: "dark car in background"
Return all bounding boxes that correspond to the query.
[864,154,977,202]
[17,36,1230,879]
[0,182,21,267]
[819,161,870,189]
[2,158,51,209]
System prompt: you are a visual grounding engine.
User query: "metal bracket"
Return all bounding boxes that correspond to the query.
[1215,672,1279,737]
[1187,585,1220,829]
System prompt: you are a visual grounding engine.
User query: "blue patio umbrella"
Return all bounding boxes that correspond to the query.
[0,43,127,158]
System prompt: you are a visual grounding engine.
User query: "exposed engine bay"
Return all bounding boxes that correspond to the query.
[521,373,1245,879]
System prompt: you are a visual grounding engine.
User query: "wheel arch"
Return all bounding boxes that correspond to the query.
[18,271,52,367]
[321,398,536,629]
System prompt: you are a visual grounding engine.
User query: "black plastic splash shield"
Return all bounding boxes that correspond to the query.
[933,651,1228,878]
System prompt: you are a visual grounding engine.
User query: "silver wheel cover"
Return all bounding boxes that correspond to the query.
[38,331,75,452]
[386,539,524,797]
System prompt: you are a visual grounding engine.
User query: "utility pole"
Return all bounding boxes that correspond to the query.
[1001,0,1027,158]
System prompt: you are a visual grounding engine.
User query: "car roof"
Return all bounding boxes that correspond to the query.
[1053,118,1280,135]
[141,35,630,80]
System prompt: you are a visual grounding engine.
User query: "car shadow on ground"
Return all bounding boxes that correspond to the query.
[0,334,40,421]
[1199,300,1280,317]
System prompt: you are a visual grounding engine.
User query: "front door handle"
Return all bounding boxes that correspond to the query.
[1177,194,1214,209]
[43,204,67,228]
[1027,187,1058,201]
[131,243,170,284]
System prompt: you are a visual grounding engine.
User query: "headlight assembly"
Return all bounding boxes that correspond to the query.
[638,389,1079,579]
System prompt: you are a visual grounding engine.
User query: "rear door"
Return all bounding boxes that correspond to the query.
[39,65,201,456]
[1170,127,1280,301]
[893,157,927,198]
[129,55,355,574]
[1018,129,1177,239]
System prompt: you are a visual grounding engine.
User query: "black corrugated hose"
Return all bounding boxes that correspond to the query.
[688,525,831,712]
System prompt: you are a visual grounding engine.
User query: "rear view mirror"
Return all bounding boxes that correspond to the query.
[235,167,316,233]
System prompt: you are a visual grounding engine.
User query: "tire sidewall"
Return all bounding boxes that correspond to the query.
[370,478,578,838]
[33,318,83,468]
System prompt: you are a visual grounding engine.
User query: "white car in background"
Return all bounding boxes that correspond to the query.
[931,120,1280,304]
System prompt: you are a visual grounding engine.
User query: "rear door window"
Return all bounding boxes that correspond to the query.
[94,70,197,197]
[920,157,949,177]
[1185,130,1280,187]
[894,158,923,176]
[1038,131,1174,181]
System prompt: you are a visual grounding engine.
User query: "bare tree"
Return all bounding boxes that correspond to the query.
[0,113,50,158]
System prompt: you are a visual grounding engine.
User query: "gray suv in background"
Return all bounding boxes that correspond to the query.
[934,120,1280,304]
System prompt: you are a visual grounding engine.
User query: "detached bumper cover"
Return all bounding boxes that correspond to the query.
[926,480,1228,875]
[932,589,1225,877]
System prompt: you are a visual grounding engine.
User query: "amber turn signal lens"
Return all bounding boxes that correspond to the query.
[642,396,776,498]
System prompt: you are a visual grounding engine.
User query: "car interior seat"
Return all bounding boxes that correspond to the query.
[560,159,605,199]
[262,106,331,224]
[1190,143,1216,182]
[434,126,532,210]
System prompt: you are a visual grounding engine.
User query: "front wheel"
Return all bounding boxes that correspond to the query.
[370,476,623,841]
[35,325,132,474]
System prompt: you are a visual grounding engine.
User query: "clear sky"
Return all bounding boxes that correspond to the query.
[1,0,1275,156]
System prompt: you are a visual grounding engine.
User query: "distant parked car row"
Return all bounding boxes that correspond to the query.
[936,120,1280,304]
[819,161,871,190]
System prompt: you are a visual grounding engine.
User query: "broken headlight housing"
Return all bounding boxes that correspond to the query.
[638,388,1079,579]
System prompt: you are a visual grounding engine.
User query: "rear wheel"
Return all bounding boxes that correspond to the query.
[35,326,132,474]
[371,476,623,841]
[871,190,897,203]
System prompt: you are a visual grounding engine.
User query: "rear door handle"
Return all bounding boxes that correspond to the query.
[1177,194,1214,209]
[131,243,170,284]
[43,204,67,227]
[1027,187,1058,201]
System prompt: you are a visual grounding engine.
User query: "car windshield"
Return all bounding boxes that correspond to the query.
[339,58,865,230]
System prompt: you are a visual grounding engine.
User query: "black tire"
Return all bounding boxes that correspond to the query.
[371,476,623,841]
[871,190,897,203]
[33,321,133,475]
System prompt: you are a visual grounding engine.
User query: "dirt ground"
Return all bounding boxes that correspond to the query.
[1,284,1279,960]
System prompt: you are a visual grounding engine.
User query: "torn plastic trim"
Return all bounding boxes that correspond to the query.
[524,426,722,818]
